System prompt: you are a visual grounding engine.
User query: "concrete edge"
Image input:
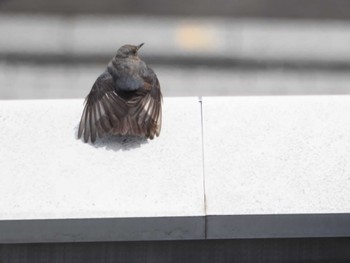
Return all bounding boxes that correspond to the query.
[2,213,350,243]
[0,216,205,244]
[207,213,350,239]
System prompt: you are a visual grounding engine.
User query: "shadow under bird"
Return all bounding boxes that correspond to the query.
[78,43,162,143]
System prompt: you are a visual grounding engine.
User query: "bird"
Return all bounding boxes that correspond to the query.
[78,43,162,143]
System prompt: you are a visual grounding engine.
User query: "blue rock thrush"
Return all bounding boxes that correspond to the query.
[78,43,162,143]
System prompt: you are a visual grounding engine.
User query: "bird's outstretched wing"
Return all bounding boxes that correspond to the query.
[78,71,128,143]
[125,67,162,139]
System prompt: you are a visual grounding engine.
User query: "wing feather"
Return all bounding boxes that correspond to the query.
[83,106,91,143]
[78,104,88,139]
[90,105,97,143]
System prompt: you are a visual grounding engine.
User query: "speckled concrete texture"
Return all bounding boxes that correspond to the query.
[0,98,204,220]
[1,96,350,242]
[203,95,350,216]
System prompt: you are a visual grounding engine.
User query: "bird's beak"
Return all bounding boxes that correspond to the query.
[137,43,144,50]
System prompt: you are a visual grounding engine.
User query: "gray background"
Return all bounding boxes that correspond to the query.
[1,0,350,99]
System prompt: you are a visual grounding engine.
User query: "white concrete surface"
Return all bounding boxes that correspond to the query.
[0,98,204,220]
[203,95,350,238]
[1,96,350,242]
[203,95,350,216]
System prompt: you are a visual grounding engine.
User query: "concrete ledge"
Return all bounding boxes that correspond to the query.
[0,216,204,244]
[1,96,350,243]
[207,214,350,239]
[203,96,350,216]
[0,98,204,243]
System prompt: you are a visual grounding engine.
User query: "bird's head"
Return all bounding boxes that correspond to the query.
[116,43,144,58]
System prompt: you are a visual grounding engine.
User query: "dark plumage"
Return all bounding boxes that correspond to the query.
[78,43,162,143]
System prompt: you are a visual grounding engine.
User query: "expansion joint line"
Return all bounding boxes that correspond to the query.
[198,96,207,239]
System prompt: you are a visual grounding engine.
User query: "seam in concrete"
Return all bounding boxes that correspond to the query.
[198,96,208,239]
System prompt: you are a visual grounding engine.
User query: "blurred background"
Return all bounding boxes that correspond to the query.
[1,0,350,99]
